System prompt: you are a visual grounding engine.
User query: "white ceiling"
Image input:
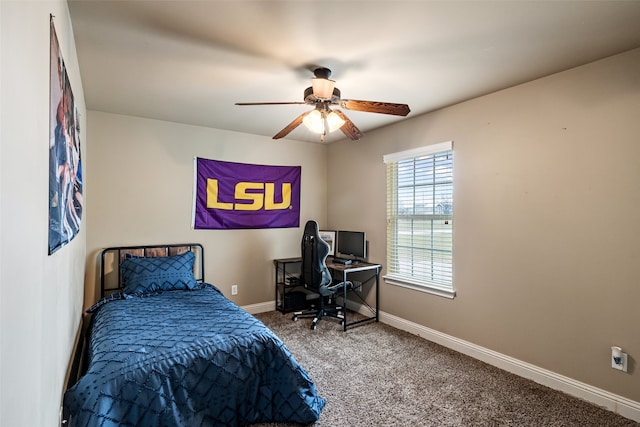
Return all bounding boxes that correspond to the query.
[68,1,640,143]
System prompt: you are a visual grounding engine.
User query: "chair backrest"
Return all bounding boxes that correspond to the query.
[300,220,332,295]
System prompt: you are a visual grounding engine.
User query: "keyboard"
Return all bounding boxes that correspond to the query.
[332,257,352,265]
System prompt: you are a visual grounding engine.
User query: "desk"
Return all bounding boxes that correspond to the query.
[325,259,381,331]
[273,257,381,331]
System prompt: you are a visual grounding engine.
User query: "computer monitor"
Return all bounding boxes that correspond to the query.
[336,230,366,261]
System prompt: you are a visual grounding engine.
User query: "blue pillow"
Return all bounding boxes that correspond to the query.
[120,251,197,296]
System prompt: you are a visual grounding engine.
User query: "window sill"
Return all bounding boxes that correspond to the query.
[383,276,456,299]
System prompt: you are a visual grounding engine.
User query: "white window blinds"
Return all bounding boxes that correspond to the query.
[383,141,454,297]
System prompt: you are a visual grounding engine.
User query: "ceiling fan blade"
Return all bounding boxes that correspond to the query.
[339,99,410,116]
[333,110,363,141]
[235,102,307,106]
[272,111,310,139]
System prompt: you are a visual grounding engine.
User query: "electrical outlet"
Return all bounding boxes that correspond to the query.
[231,285,238,295]
[611,346,628,372]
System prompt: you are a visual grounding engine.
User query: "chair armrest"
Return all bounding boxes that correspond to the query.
[327,280,353,292]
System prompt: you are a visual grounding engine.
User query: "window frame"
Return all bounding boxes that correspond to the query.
[383,141,455,299]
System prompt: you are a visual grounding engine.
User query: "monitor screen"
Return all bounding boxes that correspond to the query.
[336,230,366,260]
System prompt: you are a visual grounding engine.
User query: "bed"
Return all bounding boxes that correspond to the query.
[63,243,325,426]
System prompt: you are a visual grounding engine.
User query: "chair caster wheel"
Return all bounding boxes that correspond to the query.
[311,324,317,330]
[292,315,298,321]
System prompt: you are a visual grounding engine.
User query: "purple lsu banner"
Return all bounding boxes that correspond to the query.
[192,158,301,229]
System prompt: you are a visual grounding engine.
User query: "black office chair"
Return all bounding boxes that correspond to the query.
[292,220,350,330]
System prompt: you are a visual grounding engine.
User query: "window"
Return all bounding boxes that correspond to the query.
[383,141,454,298]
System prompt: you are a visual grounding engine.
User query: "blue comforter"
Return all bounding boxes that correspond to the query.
[64,286,325,426]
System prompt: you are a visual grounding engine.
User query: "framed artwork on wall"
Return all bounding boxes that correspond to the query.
[319,230,336,256]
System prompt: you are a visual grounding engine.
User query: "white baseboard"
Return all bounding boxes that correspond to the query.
[380,311,640,423]
[244,301,640,423]
[241,300,275,315]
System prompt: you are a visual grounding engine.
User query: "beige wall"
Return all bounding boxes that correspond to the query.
[2,4,636,423]
[327,48,640,402]
[84,112,328,308]
[0,1,87,426]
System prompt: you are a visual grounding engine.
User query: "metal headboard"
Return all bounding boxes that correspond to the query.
[99,243,205,297]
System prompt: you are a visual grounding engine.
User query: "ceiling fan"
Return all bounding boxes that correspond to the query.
[235,67,410,141]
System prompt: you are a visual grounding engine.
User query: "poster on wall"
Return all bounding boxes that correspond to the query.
[192,157,300,230]
[49,17,83,255]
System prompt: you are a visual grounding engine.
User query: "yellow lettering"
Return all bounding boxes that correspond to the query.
[206,179,294,211]
[206,179,233,210]
[264,183,292,210]
[234,182,264,211]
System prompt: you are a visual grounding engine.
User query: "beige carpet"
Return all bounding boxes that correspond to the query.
[253,310,638,427]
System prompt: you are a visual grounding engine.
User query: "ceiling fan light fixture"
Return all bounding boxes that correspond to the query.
[303,110,345,137]
[303,109,324,134]
[326,111,345,132]
[311,78,336,100]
